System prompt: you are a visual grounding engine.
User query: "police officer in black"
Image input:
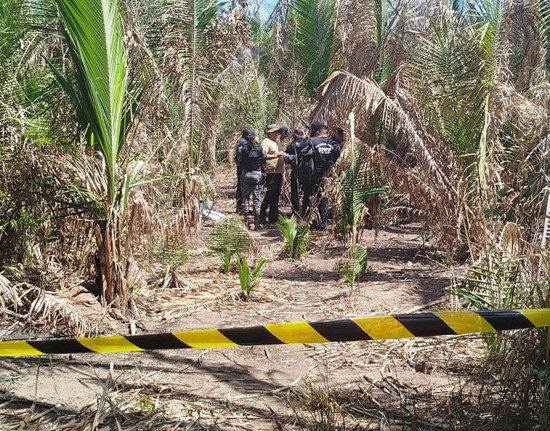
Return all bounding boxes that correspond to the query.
[234,130,248,213]
[302,124,341,230]
[284,129,307,213]
[236,129,267,230]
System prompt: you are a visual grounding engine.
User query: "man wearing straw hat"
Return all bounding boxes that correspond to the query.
[260,124,287,224]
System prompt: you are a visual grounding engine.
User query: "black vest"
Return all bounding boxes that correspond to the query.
[241,144,263,172]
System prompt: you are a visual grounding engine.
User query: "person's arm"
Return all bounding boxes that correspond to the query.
[235,146,243,166]
[331,139,341,162]
[262,140,282,160]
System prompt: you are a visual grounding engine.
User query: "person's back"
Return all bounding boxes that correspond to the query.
[301,124,340,230]
[239,132,266,230]
[234,130,250,214]
[241,141,265,173]
[284,129,306,212]
[309,135,340,180]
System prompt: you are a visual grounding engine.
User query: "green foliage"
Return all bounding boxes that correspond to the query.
[337,245,368,293]
[293,0,338,96]
[217,48,276,139]
[276,214,312,260]
[206,216,252,273]
[450,223,525,311]
[338,143,388,245]
[450,252,521,310]
[236,256,265,301]
[53,0,132,206]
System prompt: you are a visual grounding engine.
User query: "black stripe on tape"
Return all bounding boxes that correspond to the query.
[27,339,93,355]
[478,310,535,331]
[309,319,372,342]
[126,333,191,350]
[219,326,284,346]
[394,313,455,337]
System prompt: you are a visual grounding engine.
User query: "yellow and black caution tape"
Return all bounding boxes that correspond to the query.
[1,309,550,357]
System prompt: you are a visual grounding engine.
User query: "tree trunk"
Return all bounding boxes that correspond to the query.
[93,216,127,312]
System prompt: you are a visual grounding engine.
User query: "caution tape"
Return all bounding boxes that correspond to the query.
[1,309,549,357]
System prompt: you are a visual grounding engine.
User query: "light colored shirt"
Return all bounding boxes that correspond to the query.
[261,137,284,174]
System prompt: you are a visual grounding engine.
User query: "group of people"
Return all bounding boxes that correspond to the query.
[235,121,344,231]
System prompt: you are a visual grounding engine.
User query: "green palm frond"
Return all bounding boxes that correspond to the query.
[450,223,525,310]
[339,144,389,230]
[467,0,505,79]
[55,0,129,205]
[337,245,368,294]
[293,0,338,96]
[0,0,28,116]
[276,214,312,260]
[178,0,221,136]
[411,10,492,159]
[206,215,252,273]
[236,256,265,301]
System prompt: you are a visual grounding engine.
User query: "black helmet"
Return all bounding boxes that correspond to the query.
[242,128,255,141]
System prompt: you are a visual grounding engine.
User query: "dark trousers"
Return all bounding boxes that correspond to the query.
[290,171,300,213]
[260,173,283,222]
[235,167,242,213]
[302,180,328,227]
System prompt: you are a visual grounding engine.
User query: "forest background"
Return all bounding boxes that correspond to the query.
[2,0,550,429]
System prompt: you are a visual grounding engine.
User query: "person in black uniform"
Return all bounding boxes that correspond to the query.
[301,124,341,230]
[234,130,248,214]
[236,128,267,230]
[284,129,307,213]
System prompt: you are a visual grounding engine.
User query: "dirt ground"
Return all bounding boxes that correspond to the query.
[0,169,492,430]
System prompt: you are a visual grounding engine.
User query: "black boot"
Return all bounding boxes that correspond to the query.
[243,212,251,229]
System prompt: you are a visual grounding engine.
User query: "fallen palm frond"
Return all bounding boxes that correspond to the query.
[317,70,457,200]
[0,274,90,337]
[0,274,22,311]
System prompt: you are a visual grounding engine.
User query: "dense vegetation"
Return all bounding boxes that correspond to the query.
[2,0,550,428]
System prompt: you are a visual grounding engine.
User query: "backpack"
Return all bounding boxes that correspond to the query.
[296,140,316,183]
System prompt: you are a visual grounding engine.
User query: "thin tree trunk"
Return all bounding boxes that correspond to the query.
[94,216,127,312]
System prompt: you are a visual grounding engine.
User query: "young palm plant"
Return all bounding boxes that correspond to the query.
[206,215,252,273]
[236,256,265,301]
[276,214,312,260]
[52,0,141,310]
[337,244,368,294]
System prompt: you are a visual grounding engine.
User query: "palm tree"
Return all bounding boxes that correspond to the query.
[53,0,137,309]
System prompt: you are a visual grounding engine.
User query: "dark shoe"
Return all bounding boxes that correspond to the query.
[260,216,267,225]
[310,222,326,231]
[255,223,264,231]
